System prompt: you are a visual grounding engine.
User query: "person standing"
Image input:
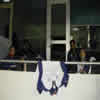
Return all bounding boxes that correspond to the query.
[67,40,80,73]
[78,48,89,73]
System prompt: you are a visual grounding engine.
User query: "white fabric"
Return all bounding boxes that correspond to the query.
[37,61,64,89]
[89,57,96,74]
[89,57,96,62]
[77,64,85,73]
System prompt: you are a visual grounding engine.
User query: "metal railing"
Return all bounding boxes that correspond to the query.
[0,59,99,73]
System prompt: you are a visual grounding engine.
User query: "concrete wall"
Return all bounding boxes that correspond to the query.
[0,70,99,100]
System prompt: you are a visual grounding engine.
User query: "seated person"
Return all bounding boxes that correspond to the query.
[67,40,80,73]
[77,48,89,74]
[0,46,17,70]
[7,46,16,59]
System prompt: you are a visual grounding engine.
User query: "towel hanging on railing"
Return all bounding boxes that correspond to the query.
[37,61,69,95]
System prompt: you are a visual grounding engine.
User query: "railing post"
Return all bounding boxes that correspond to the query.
[24,63,27,72]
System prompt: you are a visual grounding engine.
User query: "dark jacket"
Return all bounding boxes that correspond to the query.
[67,48,80,73]
[0,56,18,70]
[67,48,80,61]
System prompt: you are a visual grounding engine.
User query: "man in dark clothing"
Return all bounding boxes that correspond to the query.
[67,40,80,73]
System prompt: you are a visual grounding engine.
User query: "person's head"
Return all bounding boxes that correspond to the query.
[80,48,86,60]
[70,40,76,49]
[8,46,15,57]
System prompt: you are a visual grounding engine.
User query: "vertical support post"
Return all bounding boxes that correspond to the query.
[87,25,90,48]
[46,0,52,60]
[88,65,92,74]
[65,0,70,61]
[24,63,27,72]
[9,2,14,47]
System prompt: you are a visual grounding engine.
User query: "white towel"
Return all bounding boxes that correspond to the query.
[37,61,64,89]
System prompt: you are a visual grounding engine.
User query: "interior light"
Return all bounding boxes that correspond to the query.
[72,27,79,31]
[3,0,10,2]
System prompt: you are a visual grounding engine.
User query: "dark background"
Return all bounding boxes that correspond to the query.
[0,0,100,58]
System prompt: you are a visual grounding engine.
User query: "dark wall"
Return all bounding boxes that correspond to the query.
[13,0,46,35]
[13,0,46,56]
[0,0,100,56]
[71,0,100,24]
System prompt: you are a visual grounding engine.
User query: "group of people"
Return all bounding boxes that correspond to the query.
[0,40,96,73]
[67,40,91,74]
